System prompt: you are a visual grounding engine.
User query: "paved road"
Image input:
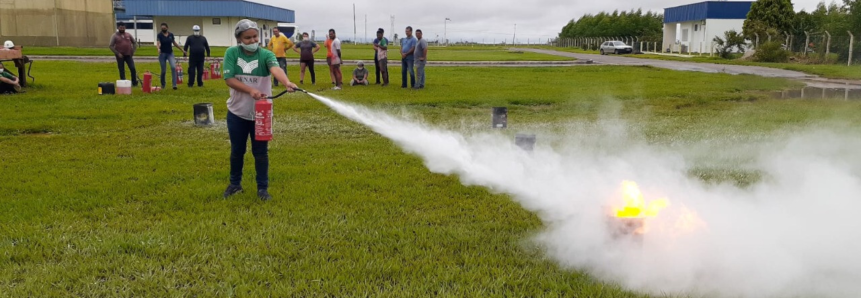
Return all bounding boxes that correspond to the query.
[512,48,815,79]
[27,55,589,67]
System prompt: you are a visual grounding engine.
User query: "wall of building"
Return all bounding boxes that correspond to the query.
[0,0,114,47]
[149,16,280,48]
[663,18,745,53]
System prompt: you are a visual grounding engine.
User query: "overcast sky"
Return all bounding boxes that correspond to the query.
[248,0,830,43]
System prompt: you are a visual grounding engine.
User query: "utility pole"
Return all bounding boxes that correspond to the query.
[364,14,367,43]
[444,18,451,46]
[513,23,517,46]
[390,15,395,43]
[353,3,357,44]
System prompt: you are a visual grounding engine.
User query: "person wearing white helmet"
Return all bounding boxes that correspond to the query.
[350,61,369,86]
[184,25,210,87]
[222,19,297,201]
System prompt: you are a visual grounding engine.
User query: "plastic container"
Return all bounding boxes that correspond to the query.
[116,80,132,95]
[98,82,115,95]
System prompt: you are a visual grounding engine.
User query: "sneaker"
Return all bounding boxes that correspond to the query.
[258,189,272,201]
[333,86,342,90]
[381,83,388,87]
[223,184,243,198]
[300,80,303,85]
[350,81,356,86]
[375,82,381,85]
[173,87,178,90]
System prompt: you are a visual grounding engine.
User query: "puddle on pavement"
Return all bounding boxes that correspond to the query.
[771,86,861,100]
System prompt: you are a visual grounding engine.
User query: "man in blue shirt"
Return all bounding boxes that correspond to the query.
[400,26,417,89]
[156,23,186,90]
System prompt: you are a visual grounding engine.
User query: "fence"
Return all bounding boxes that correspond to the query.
[553,31,861,65]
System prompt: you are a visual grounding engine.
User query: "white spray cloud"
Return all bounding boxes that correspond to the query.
[309,93,861,298]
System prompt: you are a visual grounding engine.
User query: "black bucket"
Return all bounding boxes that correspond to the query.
[515,133,536,151]
[492,107,507,129]
[193,103,215,126]
[98,82,115,95]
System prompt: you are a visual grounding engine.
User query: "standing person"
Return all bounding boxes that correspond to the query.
[157,23,186,90]
[374,28,389,86]
[109,22,137,87]
[350,61,369,86]
[372,33,381,84]
[222,19,298,201]
[325,29,343,90]
[400,26,417,89]
[293,32,320,85]
[0,63,21,94]
[267,27,294,86]
[184,25,211,88]
[414,29,429,89]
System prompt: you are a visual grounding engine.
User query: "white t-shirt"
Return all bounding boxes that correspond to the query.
[333,38,341,51]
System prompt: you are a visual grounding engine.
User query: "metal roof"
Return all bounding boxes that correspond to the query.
[664,1,753,24]
[117,0,294,23]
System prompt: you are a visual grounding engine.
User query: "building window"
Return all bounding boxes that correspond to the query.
[694,24,698,31]
[212,18,221,25]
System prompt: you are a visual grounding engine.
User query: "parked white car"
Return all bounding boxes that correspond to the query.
[600,41,633,55]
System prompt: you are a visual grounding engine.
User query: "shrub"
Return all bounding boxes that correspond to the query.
[753,41,790,62]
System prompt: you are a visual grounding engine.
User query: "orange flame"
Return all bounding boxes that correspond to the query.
[614,181,670,218]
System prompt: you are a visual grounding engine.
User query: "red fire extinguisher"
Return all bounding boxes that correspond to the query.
[254,99,273,141]
[212,61,221,79]
[142,71,152,93]
[253,90,292,141]
[176,61,184,84]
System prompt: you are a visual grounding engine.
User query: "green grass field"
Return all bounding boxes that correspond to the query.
[2,60,860,296]
[23,44,573,61]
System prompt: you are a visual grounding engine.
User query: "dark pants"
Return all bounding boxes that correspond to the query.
[401,58,415,88]
[300,59,316,84]
[227,111,269,190]
[274,57,287,86]
[374,55,381,84]
[0,82,17,94]
[187,56,205,87]
[115,55,138,86]
[379,58,389,85]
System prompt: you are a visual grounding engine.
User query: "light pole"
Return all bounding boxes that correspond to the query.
[513,23,517,46]
[444,18,451,46]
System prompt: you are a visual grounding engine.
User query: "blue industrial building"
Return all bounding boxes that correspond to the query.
[115,0,295,46]
[662,1,753,53]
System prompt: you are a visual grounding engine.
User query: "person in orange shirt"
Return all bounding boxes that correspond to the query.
[325,29,343,90]
[267,27,294,86]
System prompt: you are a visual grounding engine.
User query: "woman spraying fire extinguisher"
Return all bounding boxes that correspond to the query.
[223,19,298,201]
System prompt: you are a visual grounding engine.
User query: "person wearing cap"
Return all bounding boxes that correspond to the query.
[267,27,294,87]
[373,28,389,86]
[400,26,417,89]
[325,29,343,90]
[222,19,298,201]
[156,23,186,90]
[0,62,21,94]
[293,32,320,85]
[350,61,370,86]
[109,23,137,87]
[414,29,429,89]
[184,25,211,87]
